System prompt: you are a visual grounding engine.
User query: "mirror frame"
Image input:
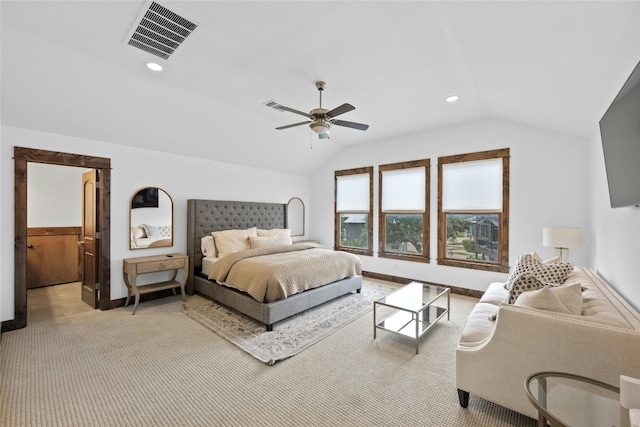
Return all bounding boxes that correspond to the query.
[129,187,174,250]
[287,197,305,237]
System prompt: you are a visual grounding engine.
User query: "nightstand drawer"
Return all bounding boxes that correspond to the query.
[136,258,185,274]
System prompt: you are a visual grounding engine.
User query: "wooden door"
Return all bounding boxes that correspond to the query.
[81,170,99,308]
[27,227,81,289]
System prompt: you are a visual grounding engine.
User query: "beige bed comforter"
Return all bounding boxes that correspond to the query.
[207,243,362,303]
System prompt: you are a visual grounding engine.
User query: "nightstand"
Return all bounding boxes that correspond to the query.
[122,253,189,314]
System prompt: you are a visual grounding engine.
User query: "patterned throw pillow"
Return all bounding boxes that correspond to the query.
[504,254,573,291]
[507,274,562,304]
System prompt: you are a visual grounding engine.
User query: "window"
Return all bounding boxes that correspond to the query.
[378,159,430,263]
[437,148,510,272]
[335,167,373,256]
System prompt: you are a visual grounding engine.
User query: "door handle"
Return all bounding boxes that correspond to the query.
[27,244,34,249]
[77,241,84,245]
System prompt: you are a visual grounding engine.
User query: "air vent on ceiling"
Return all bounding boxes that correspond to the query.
[126,1,197,60]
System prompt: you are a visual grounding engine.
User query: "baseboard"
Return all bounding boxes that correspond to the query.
[109,288,180,309]
[362,270,483,299]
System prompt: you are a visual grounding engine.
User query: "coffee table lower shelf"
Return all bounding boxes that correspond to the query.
[373,283,450,354]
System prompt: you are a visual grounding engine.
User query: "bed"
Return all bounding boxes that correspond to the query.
[186,199,363,330]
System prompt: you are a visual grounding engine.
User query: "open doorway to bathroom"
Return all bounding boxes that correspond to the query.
[8,147,111,331]
[25,163,95,322]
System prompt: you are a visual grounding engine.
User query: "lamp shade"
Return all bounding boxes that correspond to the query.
[542,227,582,249]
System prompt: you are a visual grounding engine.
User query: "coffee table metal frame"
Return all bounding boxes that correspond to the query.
[373,282,450,354]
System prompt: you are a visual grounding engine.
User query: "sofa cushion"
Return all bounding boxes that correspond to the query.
[515,283,583,315]
[459,302,499,346]
[479,282,509,305]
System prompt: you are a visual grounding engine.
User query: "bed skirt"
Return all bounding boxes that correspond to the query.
[193,274,363,330]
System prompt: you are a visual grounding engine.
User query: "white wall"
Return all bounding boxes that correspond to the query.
[588,127,640,310]
[310,118,590,293]
[27,163,89,227]
[1,125,310,322]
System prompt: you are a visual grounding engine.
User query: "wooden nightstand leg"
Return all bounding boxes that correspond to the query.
[132,293,140,315]
[129,275,140,315]
[123,271,132,307]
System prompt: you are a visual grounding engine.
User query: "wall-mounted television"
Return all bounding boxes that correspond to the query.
[131,187,159,209]
[599,60,640,208]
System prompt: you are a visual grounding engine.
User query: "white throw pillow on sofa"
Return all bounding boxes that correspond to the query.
[515,283,583,315]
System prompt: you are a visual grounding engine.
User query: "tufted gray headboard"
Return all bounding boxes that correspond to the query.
[186,199,286,292]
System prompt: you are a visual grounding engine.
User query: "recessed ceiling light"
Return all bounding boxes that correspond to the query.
[145,62,163,72]
[446,95,459,103]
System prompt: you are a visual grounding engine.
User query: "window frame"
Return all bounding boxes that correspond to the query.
[378,159,430,263]
[334,166,374,256]
[437,148,510,273]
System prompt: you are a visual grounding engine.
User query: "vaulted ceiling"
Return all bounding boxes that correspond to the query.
[2,1,639,175]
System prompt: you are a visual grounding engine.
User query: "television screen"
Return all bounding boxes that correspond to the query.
[131,187,159,209]
[599,60,640,208]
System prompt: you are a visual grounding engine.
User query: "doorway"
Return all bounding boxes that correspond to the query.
[9,147,111,331]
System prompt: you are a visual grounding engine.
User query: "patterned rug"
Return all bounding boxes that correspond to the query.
[182,281,396,365]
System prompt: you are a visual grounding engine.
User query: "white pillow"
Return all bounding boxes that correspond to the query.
[249,235,292,249]
[201,235,216,257]
[515,283,583,315]
[131,225,146,239]
[530,251,561,264]
[142,224,162,237]
[257,228,292,245]
[212,227,257,258]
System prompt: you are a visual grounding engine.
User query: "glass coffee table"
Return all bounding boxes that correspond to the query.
[373,282,450,354]
[525,371,623,427]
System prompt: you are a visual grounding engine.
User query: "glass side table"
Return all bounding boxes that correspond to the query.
[525,371,627,427]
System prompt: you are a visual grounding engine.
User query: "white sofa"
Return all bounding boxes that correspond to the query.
[456,265,640,419]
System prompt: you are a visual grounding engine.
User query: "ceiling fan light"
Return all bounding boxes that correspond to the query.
[310,122,331,134]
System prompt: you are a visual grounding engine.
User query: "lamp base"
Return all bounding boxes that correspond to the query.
[554,247,570,263]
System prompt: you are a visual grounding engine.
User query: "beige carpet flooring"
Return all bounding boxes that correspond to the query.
[1,280,536,426]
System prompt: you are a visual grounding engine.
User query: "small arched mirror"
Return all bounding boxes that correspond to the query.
[129,187,173,249]
[287,197,305,237]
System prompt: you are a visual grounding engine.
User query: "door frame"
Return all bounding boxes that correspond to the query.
[9,146,111,331]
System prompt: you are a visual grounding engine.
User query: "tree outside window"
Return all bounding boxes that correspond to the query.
[438,149,510,273]
[379,159,430,263]
[335,167,373,256]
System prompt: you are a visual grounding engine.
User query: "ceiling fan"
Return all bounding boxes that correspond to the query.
[274,81,369,139]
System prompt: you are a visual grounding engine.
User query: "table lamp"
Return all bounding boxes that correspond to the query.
[542,227,582,263]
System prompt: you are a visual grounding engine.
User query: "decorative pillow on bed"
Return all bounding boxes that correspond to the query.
[257,228,292,245]
[131,225,146,239]
[212,227,257,258]
[248,235,292,249]
[201,235,216,257]
[141,224,162,238]
[515,283,583,315]
[504,254,573,291]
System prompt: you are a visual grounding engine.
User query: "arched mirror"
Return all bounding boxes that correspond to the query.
[129,187,173,249]
[287,197,305,237]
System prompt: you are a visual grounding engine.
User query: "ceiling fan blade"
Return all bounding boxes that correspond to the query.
[332,119,369,131]
[276,121,311,130]
[326,103,355,118]
[277,105,313,119]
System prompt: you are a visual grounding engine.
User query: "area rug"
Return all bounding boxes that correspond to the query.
[182,281,396,365]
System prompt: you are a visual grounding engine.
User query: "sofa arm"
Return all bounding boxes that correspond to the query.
[456,304,640,419]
